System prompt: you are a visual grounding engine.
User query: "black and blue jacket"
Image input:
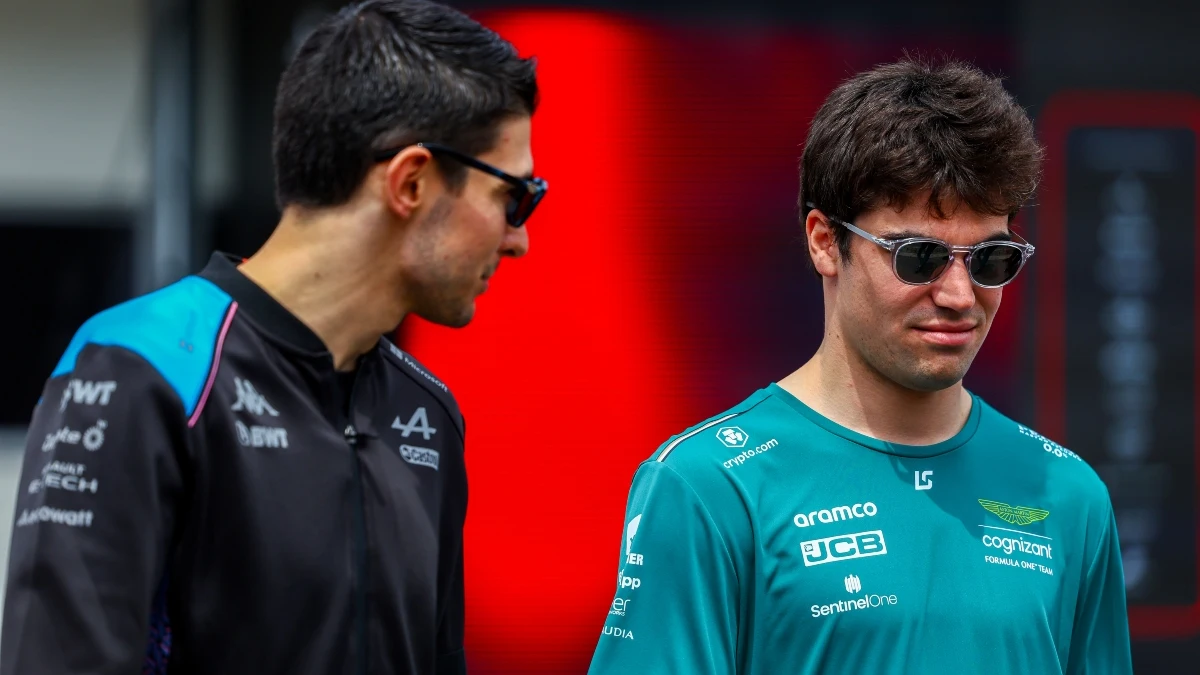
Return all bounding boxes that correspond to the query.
[2,253,467,675]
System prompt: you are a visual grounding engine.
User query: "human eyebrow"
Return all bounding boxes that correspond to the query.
[877,230,1015,244]
[980,231,1014,243]
[878,230,931,241]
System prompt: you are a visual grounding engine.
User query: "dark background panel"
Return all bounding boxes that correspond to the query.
[0,219,133,425]
[1064,128,1196,607]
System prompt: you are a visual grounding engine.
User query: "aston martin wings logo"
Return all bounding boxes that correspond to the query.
[978,499,1049,526]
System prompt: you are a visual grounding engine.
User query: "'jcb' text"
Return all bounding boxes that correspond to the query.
[800,530,888,567]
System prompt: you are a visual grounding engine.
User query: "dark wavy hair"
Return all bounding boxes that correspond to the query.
[272,0,539,209]
[799,55,1044,264]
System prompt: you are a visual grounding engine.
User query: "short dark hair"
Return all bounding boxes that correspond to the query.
[272,0,538,209]
[799,56,1043,263]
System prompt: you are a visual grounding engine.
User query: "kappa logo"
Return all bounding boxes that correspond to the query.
[59,380,117,411]
[978,499,1050,526]
[392,407,437,441]
[230,378,278,417]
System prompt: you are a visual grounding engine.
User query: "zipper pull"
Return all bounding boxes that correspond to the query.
[344,425,358,448]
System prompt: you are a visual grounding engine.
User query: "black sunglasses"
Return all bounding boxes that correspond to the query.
[806,203,1036,288]
[374,143,548,227]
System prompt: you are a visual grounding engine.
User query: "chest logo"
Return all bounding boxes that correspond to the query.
[978,499,1049,526]
[625,514,645,566]
[230,378,278,417]
[399,444,439,470]
[914,470,933,490]
[800,530,887,567]
[716,426,748,448]
[392,407,437,441]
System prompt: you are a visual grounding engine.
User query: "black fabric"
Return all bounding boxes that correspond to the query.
[200,252,329,354]
[1,256,467,675]
[335,368,358,417]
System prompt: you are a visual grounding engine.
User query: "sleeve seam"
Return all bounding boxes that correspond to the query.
[70,343,191,422]
[652,461,743,591]
[1085,486,1116,578]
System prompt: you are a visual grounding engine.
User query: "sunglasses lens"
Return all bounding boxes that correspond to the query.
[894,241,951,283]
[506,180,546,227]
[970,244,1025,286]
[505,189,528,226]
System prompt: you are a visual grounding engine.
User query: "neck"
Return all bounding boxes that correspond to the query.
[778,336,973,446]
[237,206,407,371]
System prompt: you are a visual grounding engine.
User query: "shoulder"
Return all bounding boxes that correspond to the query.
[376,337,464,439]
[976,399,1111,504]
[647,388,781,484]
[623,391,779,567]
[51,276,234,417]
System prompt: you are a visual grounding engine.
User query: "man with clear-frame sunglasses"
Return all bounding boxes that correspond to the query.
[589,56,1131,675]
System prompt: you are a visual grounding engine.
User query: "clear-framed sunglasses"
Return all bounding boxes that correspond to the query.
[805,203,1035,288]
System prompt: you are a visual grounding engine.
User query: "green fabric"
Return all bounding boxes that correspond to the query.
[589,383,1132,675]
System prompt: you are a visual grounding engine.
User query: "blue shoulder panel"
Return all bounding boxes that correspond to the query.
[51,276,234,417]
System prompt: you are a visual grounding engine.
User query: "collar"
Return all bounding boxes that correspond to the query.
[198,252,330,355]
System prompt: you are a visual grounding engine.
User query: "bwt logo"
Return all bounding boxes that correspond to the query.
[716,426,748,448]
[801,530,888,567]
[844,574,862,593]
[617,572,641,590]
[59,380,117,411]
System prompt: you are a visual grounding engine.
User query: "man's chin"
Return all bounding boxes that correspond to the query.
[896,358,974,392]
[415,302,476,329]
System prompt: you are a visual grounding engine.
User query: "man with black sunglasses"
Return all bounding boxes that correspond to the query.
[2,1,545,674]
[590,57,1131,675]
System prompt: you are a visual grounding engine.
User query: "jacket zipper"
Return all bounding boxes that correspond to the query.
[345,369,368,675]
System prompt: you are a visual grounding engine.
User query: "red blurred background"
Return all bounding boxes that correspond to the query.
[400,11,1018,672]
